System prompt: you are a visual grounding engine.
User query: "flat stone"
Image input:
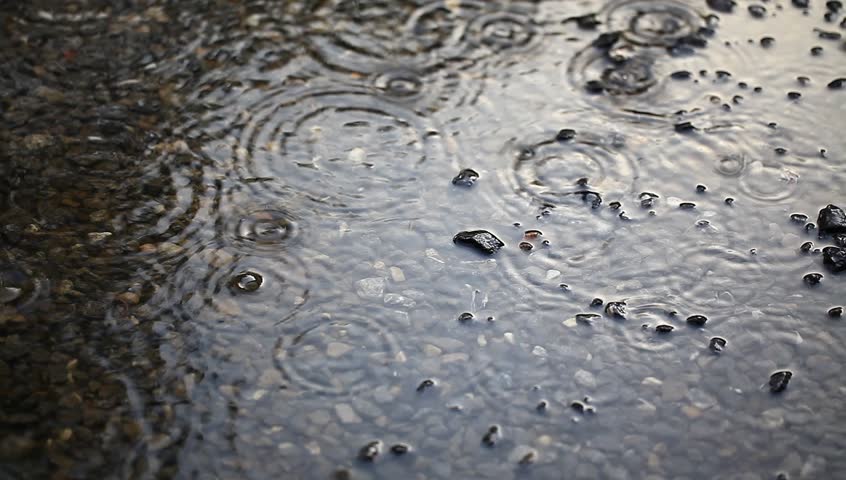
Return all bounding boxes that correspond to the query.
[326,342,353,358]
[335,403,361,424]
[355,277,386,298]
[453,230,505,255]
[575,369,597,389]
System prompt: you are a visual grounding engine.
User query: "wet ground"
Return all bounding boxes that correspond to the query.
[1,0,846,479]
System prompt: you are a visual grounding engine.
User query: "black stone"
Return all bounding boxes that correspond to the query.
[829,79,845,90]
[828,1,844,12]
[709,336,727,352]
[818,30,842,40]
[790,213,809,223]
[675,121,696,133]
[787,91,801,100]
[823,246,846,273]
[828,306,843,317]
[800,241,814,253]
[696,184,707,193]
[592,32,621,49]
[811,46,824,56]
[417,379,435,392]
[834,234,846,247]
[792,0,810,7]
[565,13,601,30]
[679,202,697,209]
[671,70,692,80]
[390,444,410,455]
[482,425,500,447]
[452,168,480,187]
[725,197,735,205]
[457,312,475,323]
[655,324,674,333]
[591,298,604,307]
[817,204,846,234]
[570,401,586,413]
[519,241,533,251]
[556,128,577,141]
[769,370,793,393]
[453,230,504,255]
[359,441,382,462]
[584,79,605,94]
[536,400,548,411]
[707,0,736,13]
[760,37,775,48]
[804,273,823,285]
[748,4,767,17]
[687,315,708,326]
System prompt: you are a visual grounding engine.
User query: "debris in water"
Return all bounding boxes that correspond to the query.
[769,370,793,393]
[453,230,505,255]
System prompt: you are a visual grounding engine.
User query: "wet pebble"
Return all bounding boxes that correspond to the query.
[519,241,534,252]
[390,443,410,455]
[536,400,548,412]
[811,46,824,56]
[452,168,479,187]
[709,337,727,352]
[686,315,708,326]
[605,301,627,318]
[787,91,801,100]
[760,36,775,48]
[793,0,810,7]
[800,241,814,253]
[828,306,843,317]
[590,298,604,307]
[358,440,382,462]
[803,273,823,285]
[229,271,263,293]
[655,324,674,333]
[769,370,793,393]
[670,70,692,80]
[817,204,846,234]
[817,30,842,40]
[482,425,500,447]
[725,197,735,205]
[457,312,474,323]
[790,213,809,223]
[679,202,696,209]
[696,184,707,193]
[453,230,504,255]
[556,129,576,141]
[823,246,846,272]
[748,4,767,17]
[416,379,436,392]
[674,122,696,133]
[707,0,737,13]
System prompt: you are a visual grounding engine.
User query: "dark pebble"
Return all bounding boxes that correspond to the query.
[817,30,842,40]
[800,241,814,252]
[229,271,263,293]
[390,444,410,455]
[567,13,601,30]
[452,168,480,187]
[458,312,474,323]
[675,121,696,133]
[707,0,737,13]
[416,379,435,392]
[482,425,500,447]
[696,184,707,193]
[834,234,846,247]
[828,1,843,11]
[828,79,845,89]
[519,241,534,252]
[811,46,824,56]
[359,441,383,462]
[519,451,537,465]
[453,230,505,255]
[671,70,692,80]
[769,370,793,393]
[760,37,775,47]
[585,80,605,94]
[803,273,823,285]
[655,324,674,333]
[524,229,543,239]
[709,336,727,352]
[687,315,708,326]
[805,223,816,232]
[536,400,548,411]
[725,197,735,205]
[570,401,586,413]
[605,301,627,318]
[590,298,604,307]
[792,0,809,7]
[609,201,622,210]
[748,5,767,17]
[823,246,846,272]
[787,91,801,100]
[817,204,846,234]
[790,213,809,223]
[829,306,843,317]
[556,129,576,141]
[679,202,696,209]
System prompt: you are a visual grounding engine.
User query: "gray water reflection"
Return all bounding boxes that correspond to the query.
[2,0,846,479]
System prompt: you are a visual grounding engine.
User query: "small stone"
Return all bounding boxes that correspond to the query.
[725,197,735,205]
[671,70,692,80]
[519,241,534,251]
[791,213,809,223]
[709,337,727,352]
[416,379,436,392]
[674,122,696,133]
[800,241,814,253]
[355,277,386,298]
[229,271,263,293]
[452,168,480,187]
[532,345,548,357]
[787,91,801,100]
[686,315,708,326]
[336,404,362,424]
[115,291,140,305]
[769,370,793,393]
[390,266,406,282]
[390,443,410,455]
[327,342,353,358]
[453,230,505,255]
[828,78,845,89]
[482,425,500,446]
[458,312,474,323]
[604,301,627,318]
[803,273,823,285]
[823,247,846,273]
[590,298,604,307]
[707,0,736,13]
[536,400,548,411]
[829,306,843,317]
[358,440,382,461]
[748,4,767,17]
[655,324,674,333]
[518,450,537,465]
[556,129,576,141]
[679,202,696,209]
[696,184,707,193]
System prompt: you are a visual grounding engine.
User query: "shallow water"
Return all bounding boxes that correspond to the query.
[2,0,846,479]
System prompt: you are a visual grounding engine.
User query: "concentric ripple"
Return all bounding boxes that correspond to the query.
[368,64,485,113]
[272,306,402,395]
[602,0,708,47]
[197,87,446,214]
[153,252,309,334]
